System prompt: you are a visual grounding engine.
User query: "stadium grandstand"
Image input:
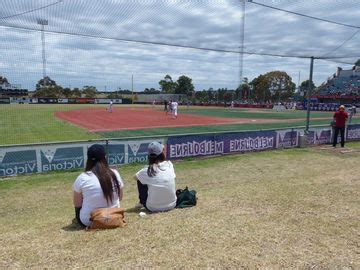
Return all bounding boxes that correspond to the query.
[316,64,360,104]
[0,81,28,97]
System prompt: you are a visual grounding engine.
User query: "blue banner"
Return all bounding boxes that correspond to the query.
[110,139,165,164]
[40,146,84,172]
[167,131,276,159]
[276,130,299,148]
[0,149,37,176]
[220,131,276,153]
[347,124,360,141]
[127,141,152,163]
[107,143,125,165]
[306,128,332,145]
[167,135,224,159]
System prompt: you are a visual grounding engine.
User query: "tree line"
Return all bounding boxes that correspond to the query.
[1,58,359,101]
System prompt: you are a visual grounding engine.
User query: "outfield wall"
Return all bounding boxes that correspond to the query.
[1,124,360,177]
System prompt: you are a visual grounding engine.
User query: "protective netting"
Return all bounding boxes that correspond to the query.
[0,0,359,146]
[1,0,359,90]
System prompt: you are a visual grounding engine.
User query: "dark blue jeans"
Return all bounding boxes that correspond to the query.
[332,126,345,147]
[137,180,148,209]
[75,207,86,228]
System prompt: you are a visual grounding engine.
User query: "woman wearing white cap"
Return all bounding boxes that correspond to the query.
[134,141,177,212]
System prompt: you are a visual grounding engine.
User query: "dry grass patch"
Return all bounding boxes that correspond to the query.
[1,143,360,268]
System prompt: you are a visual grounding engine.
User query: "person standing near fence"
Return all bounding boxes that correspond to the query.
[332,105,349,148]
[164,100,168,112]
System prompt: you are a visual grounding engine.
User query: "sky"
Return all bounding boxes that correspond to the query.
[0,0,359,91]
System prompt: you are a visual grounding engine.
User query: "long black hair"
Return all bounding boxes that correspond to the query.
[86,157,120,204]
[147,152,166,177]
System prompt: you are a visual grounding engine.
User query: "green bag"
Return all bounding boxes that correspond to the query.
[176,186,197,208]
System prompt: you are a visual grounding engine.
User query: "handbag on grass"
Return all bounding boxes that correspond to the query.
[88,207,127,230]
[175,186,197,208]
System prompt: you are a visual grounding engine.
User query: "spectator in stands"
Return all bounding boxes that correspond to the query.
[332,105,349,148]
[73,144,124,227]
[134,141,177,212]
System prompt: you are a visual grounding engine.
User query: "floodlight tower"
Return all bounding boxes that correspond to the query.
[239,0,251,98]
[37,19,48,87]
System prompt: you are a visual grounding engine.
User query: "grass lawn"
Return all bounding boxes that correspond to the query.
[99,117,360,139]
[179,107,334,119]
[0,104,101,145]
[1,142,359,268]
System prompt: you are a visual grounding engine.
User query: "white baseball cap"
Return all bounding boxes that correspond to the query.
[148,141,164,156]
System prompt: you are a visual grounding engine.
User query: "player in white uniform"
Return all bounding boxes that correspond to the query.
[108,100,113,113]
[171,100,178,119]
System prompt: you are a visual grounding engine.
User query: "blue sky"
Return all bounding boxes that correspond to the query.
[0,0,359,91]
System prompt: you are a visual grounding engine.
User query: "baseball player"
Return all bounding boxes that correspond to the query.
[108,100,113,113]
[171,100,178,119]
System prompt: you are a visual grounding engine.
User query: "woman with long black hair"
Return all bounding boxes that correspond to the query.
[73,144,124,227]
[135,141,176,212]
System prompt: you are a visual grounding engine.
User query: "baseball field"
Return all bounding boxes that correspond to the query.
[1,104,359,145]
[1,104,359,268]
[0,141,359,268]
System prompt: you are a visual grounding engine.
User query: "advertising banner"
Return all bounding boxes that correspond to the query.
[167,131,276,159]
[40,146,84,172]
[107,143,126,165]
[125,139,165,163]
[306,128,332,145]
[276,130,299,148]
[0,148,38,176]
[346,124,360,141]
[167,135,224,159]
[0,98,10,104]
[221,131,276,154]
[58,98,68,103]
[316,128,332,144]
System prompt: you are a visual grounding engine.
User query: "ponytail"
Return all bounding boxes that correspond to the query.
[147,152,166,177]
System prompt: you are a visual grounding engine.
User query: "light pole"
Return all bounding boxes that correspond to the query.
[37,19,48,87]
[239,0,246,89]
[305,57,314,133]
[131,74,134,104]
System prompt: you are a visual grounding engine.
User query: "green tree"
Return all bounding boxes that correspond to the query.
[236,83,250,100]
[175,75,195,96]
[0,75,9,84]
[159,74,176,93]
[355,59,360,66]
[195,90,209,102]
[36,76,57,90]
[217,88,227,102]
[82,86,97,98]
[61,87,72,98]
[33,85,63,98]
[266,71,295,101]
[206,88,215,101]
[250,75,270,102]
[107,92,123,99]
[144,88,161,94]
[299,80,316,98]
[71,88,82,98]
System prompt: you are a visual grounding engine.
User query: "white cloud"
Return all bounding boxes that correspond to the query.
[0,0,359,91]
